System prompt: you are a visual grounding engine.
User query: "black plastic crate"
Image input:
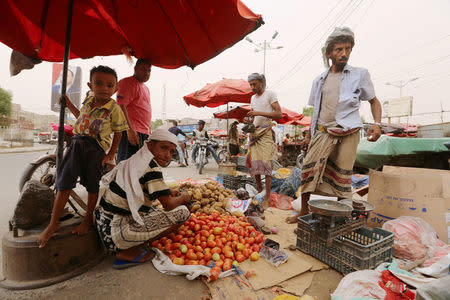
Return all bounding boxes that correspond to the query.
[296,216,393,275]
[219,174,256,190]
[298,214,367,245]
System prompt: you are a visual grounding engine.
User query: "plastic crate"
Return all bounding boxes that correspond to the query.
[296,216,394,275]
[298,214,367,245]
[218,174,256,190]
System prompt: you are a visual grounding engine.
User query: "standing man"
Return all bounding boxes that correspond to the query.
[246,73,282,204]
[228,121,240,156]
[116,59,152,163]
[191,120,219,164]
[287,27,382,222]
[169,120,188,167]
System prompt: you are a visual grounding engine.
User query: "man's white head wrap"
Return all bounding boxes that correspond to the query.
[321,27,355,68]
[148,126,178,145]
[247,73,266,88]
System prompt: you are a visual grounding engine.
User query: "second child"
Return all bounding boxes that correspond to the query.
[37,65,129,248]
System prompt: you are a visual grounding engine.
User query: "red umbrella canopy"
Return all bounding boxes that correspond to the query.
[0,0,263,69]
[284,116,311,126]
[183,78,254,108]
[213,105,303,123]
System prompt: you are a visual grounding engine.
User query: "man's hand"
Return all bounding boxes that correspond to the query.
[302,135,311,151]
[367,125,382,142]
[58,94,71,105]
[247,110,259,117]
[127,128,139,146]
[180,191,190,205]
[102,152,116,166]
[72,218,92,235]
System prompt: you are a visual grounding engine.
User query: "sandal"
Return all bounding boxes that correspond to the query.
[113,249,155,270]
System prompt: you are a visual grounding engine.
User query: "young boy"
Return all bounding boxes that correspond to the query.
[95,127,190,268]
[37,65,129,248]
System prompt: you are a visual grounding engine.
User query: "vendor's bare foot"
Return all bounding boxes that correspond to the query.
[37,223,60,248]
[285,215,299,224]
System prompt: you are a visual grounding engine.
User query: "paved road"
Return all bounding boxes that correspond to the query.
[0,150,218,299]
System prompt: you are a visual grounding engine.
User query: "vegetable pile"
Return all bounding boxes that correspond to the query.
[151,212,265,272]
[180,181,234,214]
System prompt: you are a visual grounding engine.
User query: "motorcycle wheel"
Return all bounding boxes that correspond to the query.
[19,156,56,191]
[217,149,229,163]
[198,152,205,174]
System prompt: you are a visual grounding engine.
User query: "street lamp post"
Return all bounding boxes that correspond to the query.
[385,78,419,123]
[246,31,283,75]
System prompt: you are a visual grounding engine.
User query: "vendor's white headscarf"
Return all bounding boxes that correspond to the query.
[148,126,179,145]
[247,73,266,88]
[321,27,355,68]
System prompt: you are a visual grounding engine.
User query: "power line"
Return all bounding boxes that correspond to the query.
[272,0,357,88]
[278,0,345,64]
[353,0,375,30]
[273,0,365,89]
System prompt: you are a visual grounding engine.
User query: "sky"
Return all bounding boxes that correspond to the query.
[0,0,449,125]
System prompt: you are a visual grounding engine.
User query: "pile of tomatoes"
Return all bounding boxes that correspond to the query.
[151,212,265,271]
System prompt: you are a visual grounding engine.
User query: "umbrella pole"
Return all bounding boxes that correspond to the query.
[226,101,229,136]
[56,0,74,171]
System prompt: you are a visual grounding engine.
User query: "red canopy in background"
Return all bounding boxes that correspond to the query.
[183,79,253,108]
[0,0,263,69]
[213,105,303,124]
[284,116,311,126]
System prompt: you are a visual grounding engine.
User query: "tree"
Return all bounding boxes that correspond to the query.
[0,86,12,116]
[302,106,313,117]
[151,119,163,130]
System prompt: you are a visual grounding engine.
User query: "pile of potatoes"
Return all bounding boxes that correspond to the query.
[179,181,235,214]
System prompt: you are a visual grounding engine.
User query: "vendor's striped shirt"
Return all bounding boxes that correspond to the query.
[102,159,171,213]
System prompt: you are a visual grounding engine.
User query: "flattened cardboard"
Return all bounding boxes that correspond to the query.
[368,166,450,243]
[280,271,315,296]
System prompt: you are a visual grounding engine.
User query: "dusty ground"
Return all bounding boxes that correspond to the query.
[0,159,342,299]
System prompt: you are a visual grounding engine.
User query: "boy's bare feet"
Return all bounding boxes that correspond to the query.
[37,222,60,248]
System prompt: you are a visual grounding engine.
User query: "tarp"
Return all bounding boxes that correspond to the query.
[355,135,450,169]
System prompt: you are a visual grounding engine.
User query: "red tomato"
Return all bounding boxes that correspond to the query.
[168,233,176,240]
[211,247,221,254]
[247,237,255,245]
[172,243,181,250]
[173,249,182,257]
[169,254,177,261]
[216,239,223,248]
[255,234,264,244]
[209,266,221,282]
[186,260,199,265]
[200,236,207,242]
[204,252,212,261]
[151,240,158,247]
[199,259,206,266]
[186,251,197,261]
[215,260,224,269]
[207,240,216,248]
[196,252,204,260]
[194,239,201,246]
[250,252,259,261]
[223,260,232,271]
[173,257,185,265]
[195,245,203,253]
[203,248,211,254]
[194,224,201,231]
[224,251,234,259]
[242,249,251,258]
[180,238,189,245]
[236,254,245,263]
[200,241,207,249]
[251,244,261,253]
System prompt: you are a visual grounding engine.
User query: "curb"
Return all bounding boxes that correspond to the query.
[0,147,54,155]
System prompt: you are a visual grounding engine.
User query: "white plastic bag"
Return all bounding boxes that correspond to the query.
[331,270,386,300]
[226,198,251,214]
[416,253,450,278]
[151,248,234,280]
[291,197,302,212]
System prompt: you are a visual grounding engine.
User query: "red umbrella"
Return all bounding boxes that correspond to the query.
[183,78,253,108]
[213,105,303,124]
[284,116,311,126]
[0,0,263,168]
[0,0,263,69]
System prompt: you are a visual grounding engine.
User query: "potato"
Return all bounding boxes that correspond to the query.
[191,204,201,212]
[201,199,209,206]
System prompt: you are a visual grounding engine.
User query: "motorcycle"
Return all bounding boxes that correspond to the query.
[194,138,227,174]
[170,141,189,166]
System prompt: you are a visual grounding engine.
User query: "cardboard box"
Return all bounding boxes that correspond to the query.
[368,166,450,243]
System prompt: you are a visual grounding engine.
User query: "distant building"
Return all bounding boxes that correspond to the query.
[10,103,58,131]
